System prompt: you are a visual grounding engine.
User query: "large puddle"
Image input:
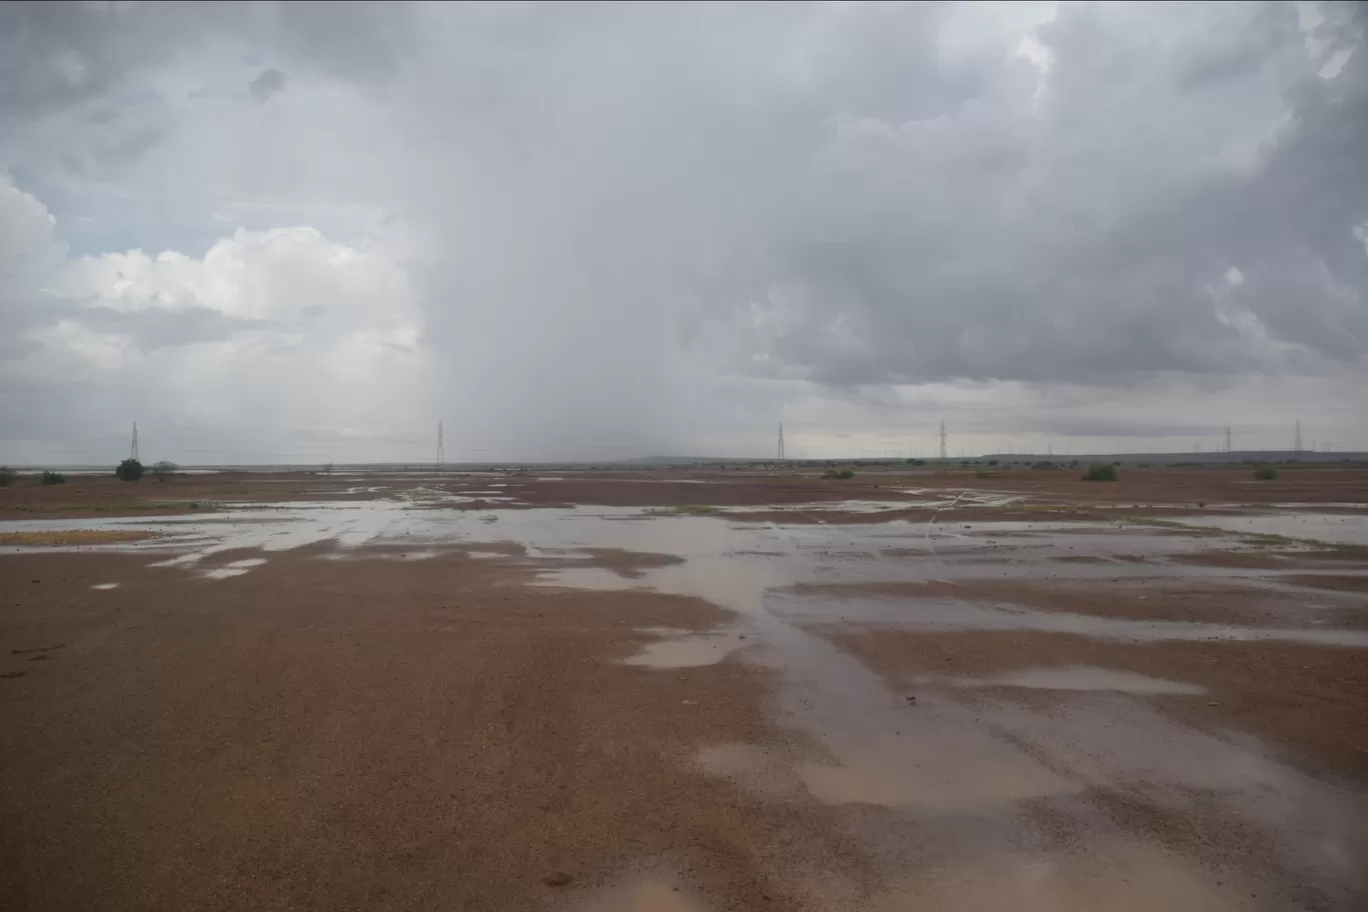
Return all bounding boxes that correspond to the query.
[1168,512,1368,547]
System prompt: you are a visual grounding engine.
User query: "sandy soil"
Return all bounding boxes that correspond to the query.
[0,547,854,912]
[2,468,1366,911]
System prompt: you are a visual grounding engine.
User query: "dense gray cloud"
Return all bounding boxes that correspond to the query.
[0,1,1365,463]
[247,68,286,104]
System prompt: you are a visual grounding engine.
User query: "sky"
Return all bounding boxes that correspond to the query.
[1,1,1365,465]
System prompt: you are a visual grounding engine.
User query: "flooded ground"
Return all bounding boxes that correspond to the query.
[1,469,1366,911]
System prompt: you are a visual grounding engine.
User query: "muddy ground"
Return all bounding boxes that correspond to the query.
[1,468,1366,911]
[4,465,1366,520]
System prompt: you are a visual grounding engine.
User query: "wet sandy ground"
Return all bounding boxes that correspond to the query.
[2,470,1367,911]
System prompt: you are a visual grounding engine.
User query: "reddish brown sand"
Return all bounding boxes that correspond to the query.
[0,548,855,911]
[1,468,1366,911]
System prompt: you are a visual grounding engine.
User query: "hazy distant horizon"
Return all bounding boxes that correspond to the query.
[8,450,1367,475]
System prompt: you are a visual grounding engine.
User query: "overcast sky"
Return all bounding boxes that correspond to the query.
[1,1,1365,464]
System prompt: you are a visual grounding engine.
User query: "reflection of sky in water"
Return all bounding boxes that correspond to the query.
[3,493,1365,903]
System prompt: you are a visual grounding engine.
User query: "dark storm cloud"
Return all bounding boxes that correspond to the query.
[372,1,1366,402]
[248,68,286,104]
[0,1,1365,461]
[0,2,414,120]
[692,2,1368,387]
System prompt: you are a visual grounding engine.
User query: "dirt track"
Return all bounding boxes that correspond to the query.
[2,468,1366,910]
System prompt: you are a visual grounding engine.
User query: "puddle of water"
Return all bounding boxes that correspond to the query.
[202,568,249,579]
[1179,512,1368,547]
[91,582,120,590]
[200,557,268,580]
[859,841,1247,912]
[899,489,1025,509]
[797,730,1077,810]
[721,500,923,515]
[696,743,797,797]
[780,591,1368,648]
[949,666,1205,695]
[620,627,747,669]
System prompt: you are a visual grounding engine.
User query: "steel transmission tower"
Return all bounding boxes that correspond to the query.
[777,423,785,460]
[1225,426,1233,454]
[436,421,446,469]
[1295,420,1303,453]
[939,421,947,460]
[130,422,139,461]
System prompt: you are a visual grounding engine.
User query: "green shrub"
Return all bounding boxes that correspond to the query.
[1082,463,1117,482]
[150,460,177,481]
[41,471,66,485]
[0,466,14,487]
[116,458,144,482]
[1253,464,1278,481]
[823,467,855,480]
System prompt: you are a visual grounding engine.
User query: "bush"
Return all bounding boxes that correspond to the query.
[150,460,177,481]
[1082,463,1117,482]
[0,466,14,487]
[823,467,855,480]
[116,458,144,482]
[1254,464,1278,481]
[41,471,66,485]
[987,459,999,466]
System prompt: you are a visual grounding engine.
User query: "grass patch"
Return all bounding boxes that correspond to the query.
[0,529,158,546]
[1082,463,1117,482]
